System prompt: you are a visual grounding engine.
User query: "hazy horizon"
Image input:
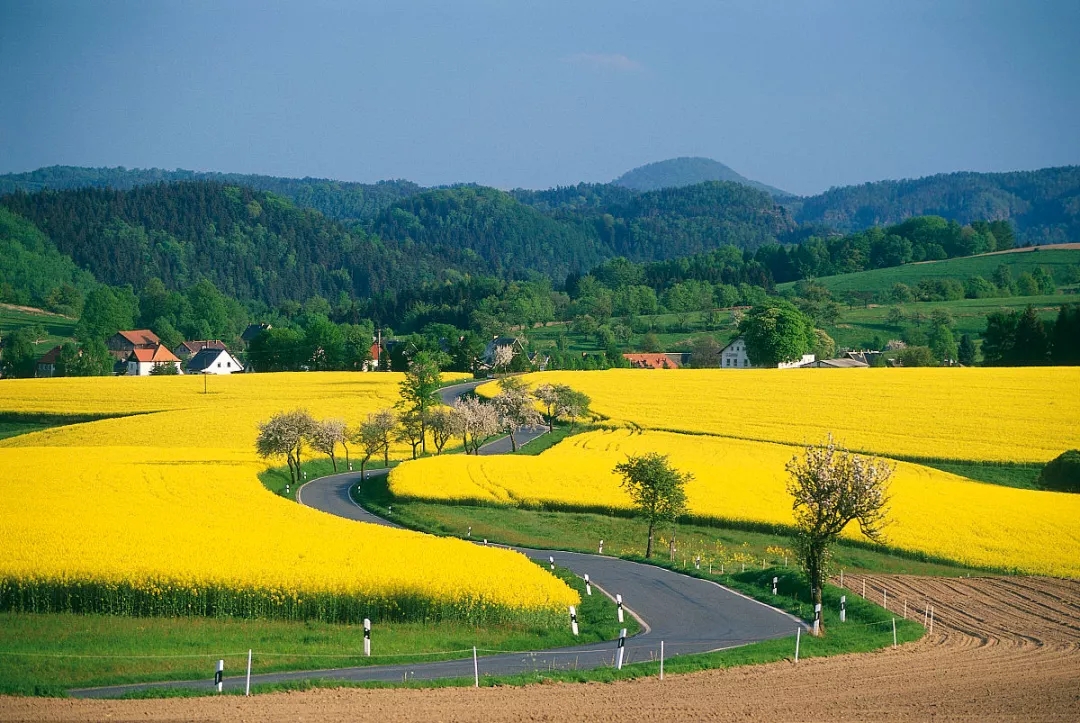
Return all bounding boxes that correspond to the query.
[2,1,1079,195]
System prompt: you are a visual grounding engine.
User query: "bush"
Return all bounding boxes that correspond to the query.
[1037,450,1080,493]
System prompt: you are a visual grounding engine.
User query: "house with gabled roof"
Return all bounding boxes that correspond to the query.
[173,339,227,361]
[107,329,161,361]
[126,344,182,376]
[720,336,814,369]
[185,347,244,375]
[35,345,63,378]
[622,353,684,370]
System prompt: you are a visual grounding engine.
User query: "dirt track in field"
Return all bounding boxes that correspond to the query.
[3,576,1078,722]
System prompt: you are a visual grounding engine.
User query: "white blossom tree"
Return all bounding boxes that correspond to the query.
[787,435,893,635]
[451,395,499,454]
[309,417,348,472]
[426,406,456,454]
[492,377,542,452]
[355,409,396,482]
[255,409,316,486]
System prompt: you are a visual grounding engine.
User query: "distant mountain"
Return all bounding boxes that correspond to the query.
[796,167,1080,245]
[613,157,791,197]
[0,166,422,222]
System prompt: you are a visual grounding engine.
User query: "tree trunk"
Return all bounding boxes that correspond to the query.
[809,542,825,636]
[509,428,518,452]
[343,443,350,469]
[420,415,427,455]
[360,455,369,488]
[645,518,655,558]
[383,444,389,467]
[330,452,338,473]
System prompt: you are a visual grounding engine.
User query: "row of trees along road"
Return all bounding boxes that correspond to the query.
[615,435,892,636]
[255,359,591,484]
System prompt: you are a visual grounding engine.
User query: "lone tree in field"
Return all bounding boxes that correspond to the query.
[355,409,396,483]
[533,383,562,432]
[492,376,542,452]
[787,435,893,635]
[614,453,691,559]
[397,351,443,454]
[739,300,815,366]
[256,409,317,486]
[309,418,348,472]
[557,387,591,430]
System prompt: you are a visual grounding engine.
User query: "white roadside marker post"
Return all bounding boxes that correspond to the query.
[892,618,898,648]
[762,558,766,570]
[615,629,627,670]
[695,556,701,570]
[840,595,846,623]
[772,576,778,596]
[549,555,555,571]
[364,618,371,657]
[584,574,592,596]
[473,646,479,688]
[813,603,822,636]
[599,539,604,555]
[245,649,252,696]
[883,588,887,611]
[467,526,471,538]
[794,627,801,663]
[215,659,224,693]
[659,641,664,680]
[570,606,579,636]
[616,594,624,623]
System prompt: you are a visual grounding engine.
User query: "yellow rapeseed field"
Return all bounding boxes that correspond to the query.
[390,429,1080,577]
[480,368,1080,463]
[0,373,576,624]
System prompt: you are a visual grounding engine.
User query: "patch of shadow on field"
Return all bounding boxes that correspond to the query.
[0,412,141,442]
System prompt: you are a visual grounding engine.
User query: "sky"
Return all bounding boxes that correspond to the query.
[1,0,1078,196]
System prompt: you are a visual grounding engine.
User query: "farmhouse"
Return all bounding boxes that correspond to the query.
[35,345,63,378]
[126,344,183,376]
[184,347,244,375]
[622,353,686,369]
[480,336,525,371]
[241,323,271,346]
[799,358,869,368]
[107,329,160,361]
[720,336,815,369]
[173,339,227,361]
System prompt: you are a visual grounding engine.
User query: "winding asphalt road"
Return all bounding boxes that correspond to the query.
[70,381,801,698]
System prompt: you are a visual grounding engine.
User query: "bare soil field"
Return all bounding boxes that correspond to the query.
[2,576,1077,723]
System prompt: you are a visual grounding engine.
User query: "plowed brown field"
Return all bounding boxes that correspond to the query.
[3,576,1077,722]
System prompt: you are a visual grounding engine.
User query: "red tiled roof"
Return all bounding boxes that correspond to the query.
[622,353,682,369]
[116,329,161,347]
[129,344,180,363]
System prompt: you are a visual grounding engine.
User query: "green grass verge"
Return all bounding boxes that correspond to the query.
[0,566,624,696]
[119,569,921,698]
[918,459,1044,489]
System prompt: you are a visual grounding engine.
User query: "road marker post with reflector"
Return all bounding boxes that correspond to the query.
[584,574,592,595]
[570,606,579,636]
[245,649,252,696]
[364,618,371,656]
[772,576,778,596]
[615,628,627,670]
[549,555,555,570]
[840,595,846,623]
[616,594,624,623]
[813,603,822,635]
[214,659,224,692]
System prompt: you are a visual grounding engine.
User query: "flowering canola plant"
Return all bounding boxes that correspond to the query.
[390,429,1080,577]
[0,373,576,625]
[479,368,1080,464]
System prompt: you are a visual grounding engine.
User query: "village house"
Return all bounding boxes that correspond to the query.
[126,344,183,376]
[35,345,63,378]
[185,347,244,375]
[622,352,687,369]
[173,339,227,361]
[479,336,526,371]
[799,358,869,368]
[240,323,271,346]
[107,329,160,361]
[720,336,815,369]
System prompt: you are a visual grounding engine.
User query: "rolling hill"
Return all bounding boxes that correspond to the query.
[613,157,791,197]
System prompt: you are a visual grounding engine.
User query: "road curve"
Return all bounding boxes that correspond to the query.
[70,380,800,698]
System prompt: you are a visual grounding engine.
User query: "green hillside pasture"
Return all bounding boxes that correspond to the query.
[779,247,1080,295]
[823,294,1064,349]
[0,304,76,353]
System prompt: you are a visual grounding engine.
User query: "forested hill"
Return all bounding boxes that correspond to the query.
[795,166,1080,245]
[366,181,795,279]
[0,166,422,222]
[0,182,449,306]
[612,157,790,197]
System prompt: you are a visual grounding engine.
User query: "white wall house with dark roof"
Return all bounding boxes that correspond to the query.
[185,347,244,375]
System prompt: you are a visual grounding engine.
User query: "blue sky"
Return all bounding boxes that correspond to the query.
[1,0,1078,195]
